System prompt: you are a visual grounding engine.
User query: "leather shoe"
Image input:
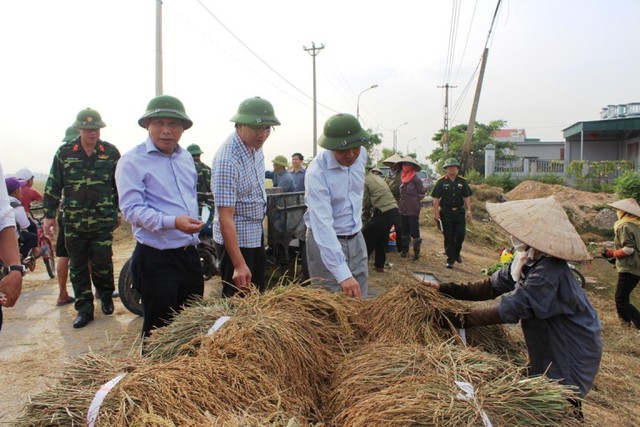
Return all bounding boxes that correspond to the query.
[375,267,385,273]
[101,298,114,315]
[73,313,94,329]
[446,263,454,269]
[456,256,463,263]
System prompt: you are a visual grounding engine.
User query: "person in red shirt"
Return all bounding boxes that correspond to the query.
[14,168,43,226]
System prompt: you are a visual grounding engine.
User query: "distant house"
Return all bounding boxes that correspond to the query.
[491,128,564,160]
[563,102,640,163]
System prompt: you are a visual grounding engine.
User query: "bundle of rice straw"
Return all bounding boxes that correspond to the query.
[357,281,470,345]
[15,353,141,426]
[94,354,292,426]
[192,306,356,418]
[144,297,238,361]
[327,342,579,427]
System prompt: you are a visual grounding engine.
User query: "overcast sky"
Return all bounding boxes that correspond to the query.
[1,0,638,176]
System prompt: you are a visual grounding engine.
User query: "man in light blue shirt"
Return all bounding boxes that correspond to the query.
[304,113,370,299]
[211,97,281,298]
[116,95,204,340]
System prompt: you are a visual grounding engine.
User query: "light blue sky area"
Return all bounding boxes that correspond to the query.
[0,0,638,175]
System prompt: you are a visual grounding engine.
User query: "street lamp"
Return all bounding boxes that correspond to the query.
[392,121,408,152]
[406,137,418,155]
[356,84,378,121]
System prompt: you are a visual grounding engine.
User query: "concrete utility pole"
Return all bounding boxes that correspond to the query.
[437,83,456,153]
[304,42,324,157]
[155,0,163,96]
[461,48,489,173]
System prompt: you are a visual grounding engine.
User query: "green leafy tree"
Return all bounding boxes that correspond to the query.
[428,120,516,175]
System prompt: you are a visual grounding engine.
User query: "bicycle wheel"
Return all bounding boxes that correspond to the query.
[568,264,586,288]
[41,236,56,278]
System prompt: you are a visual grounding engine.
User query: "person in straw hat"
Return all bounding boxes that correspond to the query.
[398,156,425,260]
[423,196,602,419]
[382,153,406,255]
[602,198,640,330]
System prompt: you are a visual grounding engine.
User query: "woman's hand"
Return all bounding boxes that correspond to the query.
[421,281,440,291]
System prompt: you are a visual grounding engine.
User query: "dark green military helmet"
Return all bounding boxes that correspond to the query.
[138,95,193,129]
[73,108,106,130]
[62,125,80,142]
[443,157,460,168]
[230,97,281,126]
[186,144,203,155]
[318,113,370,151]
[272,155,289,168]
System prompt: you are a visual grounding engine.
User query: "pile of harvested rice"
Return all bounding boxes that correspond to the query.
[15,283,569,426]
[327,342,579,427]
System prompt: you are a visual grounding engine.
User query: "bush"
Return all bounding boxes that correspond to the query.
[614,171,640,200]
[484,173,517,192]
[463,168,484,185]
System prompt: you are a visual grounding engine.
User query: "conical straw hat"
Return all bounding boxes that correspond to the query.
[486,196,591,261]
[608,198,640,218]
[399,156,422,171]
[382,153,403,166]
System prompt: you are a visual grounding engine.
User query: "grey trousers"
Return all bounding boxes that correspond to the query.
[306,229,369,298]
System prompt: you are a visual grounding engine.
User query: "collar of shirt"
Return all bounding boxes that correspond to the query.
[144,138,185,156]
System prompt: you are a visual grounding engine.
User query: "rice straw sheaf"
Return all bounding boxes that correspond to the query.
[193,308,353,418]
[144,297,238,361]
[357,281,470,345]
[327,342,579,427]
[208,411,324,427]
[95,354,288,426]
[235,284,361,339]
[15,353,141,427]
[465,324,527,364]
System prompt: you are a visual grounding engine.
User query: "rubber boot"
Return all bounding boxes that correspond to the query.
[400,237,411,258]
[412,238,422,261]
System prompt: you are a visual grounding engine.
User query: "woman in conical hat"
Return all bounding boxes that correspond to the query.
[602,198,640,329]
[423,196,602,419]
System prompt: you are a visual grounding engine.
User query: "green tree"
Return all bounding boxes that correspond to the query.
[428,120,516,175]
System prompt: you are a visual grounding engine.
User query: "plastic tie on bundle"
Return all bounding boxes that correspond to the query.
[455,381,493,427]
[207,315,231,335]
[87,373,127,427]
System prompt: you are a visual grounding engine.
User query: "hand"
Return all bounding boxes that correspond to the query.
[339,277,362,300]
[435,310,463,329]
[113,215,122,231]
[175,216,205,234]
[43,218,56,237]
[232,263,253,291]
[434,213,440,222]
[601,249,613,258]
[466,211,472,223]
[421,280,440,291]
[0,271,23,307]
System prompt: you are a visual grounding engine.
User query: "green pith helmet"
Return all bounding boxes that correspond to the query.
[138,95,193,129]
[230,97,281,126]
[73,108,106,130]
[272,155,289,168]
[186,144,203,155]
[62,125,80,142]
[318,113,370,151]
[443,157,460,168]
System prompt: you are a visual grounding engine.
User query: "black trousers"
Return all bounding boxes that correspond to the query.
[441,209,466,263]
[363,208,398,268]
[615,271,640,328]
[131,243,204,338]
[214,242,266,298]
[400,214,420,239]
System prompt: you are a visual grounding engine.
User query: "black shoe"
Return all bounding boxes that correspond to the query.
[101,298,114,315]
[73,313,94,329]
[446,262,454,269]
[456,256,463,263]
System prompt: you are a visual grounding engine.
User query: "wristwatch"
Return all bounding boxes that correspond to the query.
[2,264,26,276]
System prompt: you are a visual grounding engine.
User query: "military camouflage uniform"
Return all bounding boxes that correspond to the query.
[44,139,120,316]
[194,158,212,207]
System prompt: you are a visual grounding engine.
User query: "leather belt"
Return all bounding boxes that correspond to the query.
[337,233,358,240]
[442,205,463,211]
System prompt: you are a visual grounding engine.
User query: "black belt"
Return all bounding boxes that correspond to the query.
[442,205,463,211]
[337,232,359,240]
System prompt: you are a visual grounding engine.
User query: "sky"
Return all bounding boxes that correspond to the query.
[1,0,639,176]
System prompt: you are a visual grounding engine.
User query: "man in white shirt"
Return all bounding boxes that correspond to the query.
[304,113,370,299]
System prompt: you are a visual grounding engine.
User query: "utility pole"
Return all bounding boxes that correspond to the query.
[304,42,324,157]
[155,0,163,96]
[437,83,456,153]
[461,48,489,174]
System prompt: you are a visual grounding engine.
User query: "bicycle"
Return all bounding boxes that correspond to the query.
[25,205,56,279]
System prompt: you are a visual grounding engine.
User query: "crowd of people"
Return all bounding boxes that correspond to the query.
[3,94,633,420]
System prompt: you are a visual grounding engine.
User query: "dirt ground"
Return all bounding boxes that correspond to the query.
[1,182,639,425]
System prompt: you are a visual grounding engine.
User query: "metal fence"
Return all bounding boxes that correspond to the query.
[493,159,565,176]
